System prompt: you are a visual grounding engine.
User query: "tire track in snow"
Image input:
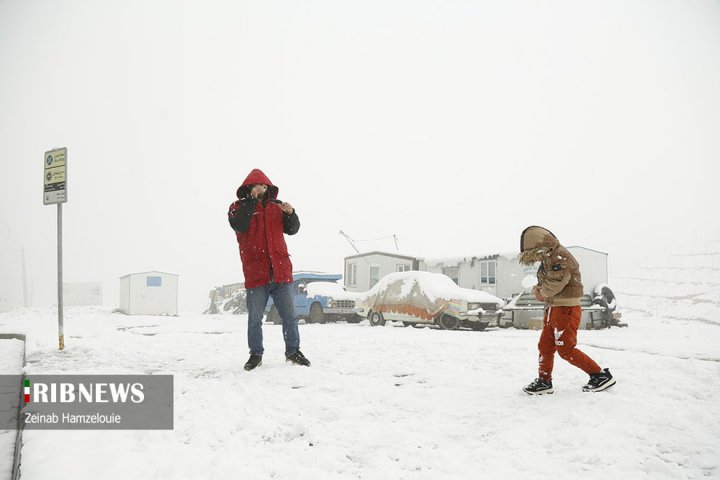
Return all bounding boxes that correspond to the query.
[585,343,720,363]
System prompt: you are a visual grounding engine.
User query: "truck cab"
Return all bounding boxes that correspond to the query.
[265,272,362,324]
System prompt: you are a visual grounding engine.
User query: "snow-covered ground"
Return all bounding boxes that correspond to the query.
[0,250,718,480]
[0,309,716,478]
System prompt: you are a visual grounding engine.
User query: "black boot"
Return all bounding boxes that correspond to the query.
[582,368,616,392]
[523,377,554,395]
[286,350,311,367]
[244,354,263,371]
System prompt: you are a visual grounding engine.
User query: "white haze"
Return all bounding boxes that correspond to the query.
[1,0,719,312]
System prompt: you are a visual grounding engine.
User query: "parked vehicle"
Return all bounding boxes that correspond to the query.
[355,271,504,330]
[265,272,362,324]
[500,284,625,330]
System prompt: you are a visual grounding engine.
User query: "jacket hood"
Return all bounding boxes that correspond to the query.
[236,169,279,200]
[520,226,559,252]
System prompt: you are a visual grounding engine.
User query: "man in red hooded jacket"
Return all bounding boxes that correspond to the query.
[228,169,310,371]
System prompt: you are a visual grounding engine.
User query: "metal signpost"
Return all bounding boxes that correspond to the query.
[44,147,67,350]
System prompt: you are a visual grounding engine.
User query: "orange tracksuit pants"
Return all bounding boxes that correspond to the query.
[538,305,601,381]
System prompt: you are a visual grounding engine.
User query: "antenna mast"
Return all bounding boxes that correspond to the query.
[339,230,360,254]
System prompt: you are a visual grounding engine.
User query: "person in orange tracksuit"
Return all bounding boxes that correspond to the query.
[519,226,616,395]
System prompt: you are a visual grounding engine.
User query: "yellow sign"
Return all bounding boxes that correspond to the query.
[44,166,66,185]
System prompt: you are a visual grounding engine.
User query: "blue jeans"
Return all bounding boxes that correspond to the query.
[246,281,300,357]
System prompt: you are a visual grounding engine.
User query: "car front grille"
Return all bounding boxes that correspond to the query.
[478,303,499,313]
[334,300,355,308]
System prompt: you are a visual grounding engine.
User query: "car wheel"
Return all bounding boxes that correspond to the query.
[368,311,386,327]
[310,303,325,324]
[470,322,489,331]
[267,305,281,325]
[346,314,362,324]
[437,314,460,330]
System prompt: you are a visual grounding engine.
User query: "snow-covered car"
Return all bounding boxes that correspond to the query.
[355,271,504,330]
[500,284,625,330]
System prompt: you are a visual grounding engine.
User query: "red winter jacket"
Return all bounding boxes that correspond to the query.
[227,169,300,289]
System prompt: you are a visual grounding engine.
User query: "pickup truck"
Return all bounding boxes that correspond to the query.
[265,272,362,324]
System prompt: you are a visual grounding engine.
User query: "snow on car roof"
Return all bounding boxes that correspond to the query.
[305,281,361,300]
[305,281,344,295]
[364,271,503,305]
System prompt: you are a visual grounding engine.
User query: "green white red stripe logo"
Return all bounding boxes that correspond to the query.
[24,379,30,403]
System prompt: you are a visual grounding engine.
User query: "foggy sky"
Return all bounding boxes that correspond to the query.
[1,0,719,312]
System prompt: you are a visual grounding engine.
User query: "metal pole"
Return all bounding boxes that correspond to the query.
[21,247,28,308]
[57,203,64,350]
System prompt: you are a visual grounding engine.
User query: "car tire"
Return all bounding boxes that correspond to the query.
[437,314,460,330]
[470,322,489,331]
[368,311,386,327]
[267,305,281,325]
[310,303,325,324]
[346,314,362,324]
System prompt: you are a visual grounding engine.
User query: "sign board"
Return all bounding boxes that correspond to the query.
[44,148,67,205]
